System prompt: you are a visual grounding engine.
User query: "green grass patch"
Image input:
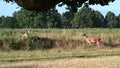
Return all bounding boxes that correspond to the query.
[0,48,120,62]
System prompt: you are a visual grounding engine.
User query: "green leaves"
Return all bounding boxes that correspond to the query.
[72,6,105,28]
[12,8,62,28]
[105,11,118,28]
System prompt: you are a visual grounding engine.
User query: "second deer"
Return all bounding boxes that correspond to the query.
[21,30,30,40]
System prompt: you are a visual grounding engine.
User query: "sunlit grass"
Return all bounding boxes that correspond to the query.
[0,28,120,68]
[0,48,120,62]
[0,28,120,41]
[0,56,120,68]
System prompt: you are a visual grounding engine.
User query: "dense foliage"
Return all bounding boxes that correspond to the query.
[72,7,105,28]
[0,7,120,28]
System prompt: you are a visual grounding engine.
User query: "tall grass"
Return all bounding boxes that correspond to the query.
[0,28,120,50]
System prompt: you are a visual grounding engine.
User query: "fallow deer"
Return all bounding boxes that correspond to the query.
[21,30,30,40]
[82,33,102,46]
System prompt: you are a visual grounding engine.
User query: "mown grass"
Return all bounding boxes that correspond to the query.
[0,48,120,62]
[0,48,120,68]
[1,56,120,68]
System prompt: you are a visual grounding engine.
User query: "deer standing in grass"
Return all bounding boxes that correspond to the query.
[21,30,30,40]
[82,33,102,47]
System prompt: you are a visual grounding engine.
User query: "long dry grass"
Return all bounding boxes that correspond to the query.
[0,28,120,43]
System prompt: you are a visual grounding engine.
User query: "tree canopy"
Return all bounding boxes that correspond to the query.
[105,11,119,28]
[3,0,115,12]
[12,8,62,28]
[0,6,120,28]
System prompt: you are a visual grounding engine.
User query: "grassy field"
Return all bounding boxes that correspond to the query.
[1,56,120,68]
[0,28,120,68]
[0,28,120,49]
[0,48,120,68]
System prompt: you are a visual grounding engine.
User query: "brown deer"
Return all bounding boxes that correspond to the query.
[82,33,102,46]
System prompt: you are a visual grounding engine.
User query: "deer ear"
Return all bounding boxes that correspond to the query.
[82,33,85,34]
[82,33,87,36]
[82,33,84,36]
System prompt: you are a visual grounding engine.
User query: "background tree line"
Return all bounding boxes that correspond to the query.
[0,6,120,28]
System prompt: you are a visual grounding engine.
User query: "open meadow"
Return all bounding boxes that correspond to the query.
[0,28,120,68]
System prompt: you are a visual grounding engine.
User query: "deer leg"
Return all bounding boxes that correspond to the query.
[96,42,101,47]
[87,42,91,46]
